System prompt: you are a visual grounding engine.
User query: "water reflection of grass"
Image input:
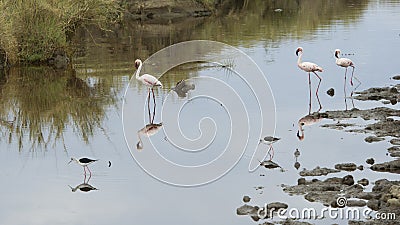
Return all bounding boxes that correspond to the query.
[198,0,368,45]
[0,66,118,151]
[71,0,369,89]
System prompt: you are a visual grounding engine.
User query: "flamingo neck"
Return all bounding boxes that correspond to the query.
[136,133,143,150]
[135,62,142,80]
[297,124,305,140]
[297,52,303,66]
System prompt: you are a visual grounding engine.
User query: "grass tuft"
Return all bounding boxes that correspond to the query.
[0,0,121,64]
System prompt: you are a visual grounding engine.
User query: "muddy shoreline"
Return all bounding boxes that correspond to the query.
[238,77,400,224]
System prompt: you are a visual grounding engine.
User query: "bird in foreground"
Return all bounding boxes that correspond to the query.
[68,157,98,175]
[135,59,162,106]
[334,49,356,86]
[259,136,280,159]
[296,47,323,112]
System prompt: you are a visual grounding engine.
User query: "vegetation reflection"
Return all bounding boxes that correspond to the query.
[0,67,118,150]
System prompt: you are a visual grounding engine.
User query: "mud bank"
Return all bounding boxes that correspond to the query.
[123,0,211,23]
[238,79,400,224]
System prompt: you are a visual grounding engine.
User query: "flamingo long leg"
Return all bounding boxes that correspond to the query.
[151,93,156,124]
[147,89,151,122]
[152,88,156,106]
[350,67,360,86]
[308,73,312,115]
[312,72,322,112]
[151,88,156,124]
[344,69,348,111]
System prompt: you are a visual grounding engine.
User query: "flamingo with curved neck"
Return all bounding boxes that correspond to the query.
[334,49,356,86]
[135,59,162,87]
[135,59,163,112]
[296,47,323,113]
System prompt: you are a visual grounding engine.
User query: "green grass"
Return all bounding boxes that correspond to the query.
[0,0,120,64]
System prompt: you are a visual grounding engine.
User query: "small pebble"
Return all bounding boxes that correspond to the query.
[327,88,335,97]
[366,158,375,165]
[298,178,306,185]
[342,175,354,186]
[357,178,369,186]
[390,138,400,145]
[243,195,251,203]
[364,136,385,143]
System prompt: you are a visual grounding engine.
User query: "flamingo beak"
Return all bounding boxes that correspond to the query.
[296,48,300,56]
[335,51,339,58]
[296,131,304,141]
[136,141,143,150]
[134,61,140,69]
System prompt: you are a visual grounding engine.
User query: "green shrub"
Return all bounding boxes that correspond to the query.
[0,0,120,64]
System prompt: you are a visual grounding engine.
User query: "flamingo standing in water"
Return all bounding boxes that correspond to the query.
[296,47,323,113]
[135,59,163,109]
[334,49,356,86]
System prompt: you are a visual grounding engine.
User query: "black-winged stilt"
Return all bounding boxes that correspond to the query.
[68,157,98,175]
[259,136,281,160]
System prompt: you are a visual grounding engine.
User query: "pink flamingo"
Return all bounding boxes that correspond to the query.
[296,47,323,113]
[135,59,162,119]
[334,49,356,86]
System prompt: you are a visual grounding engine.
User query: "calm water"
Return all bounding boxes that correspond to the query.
[1,0,400,224]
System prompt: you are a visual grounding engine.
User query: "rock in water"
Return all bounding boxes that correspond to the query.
[327,88,335,97]
[243,196,251,203]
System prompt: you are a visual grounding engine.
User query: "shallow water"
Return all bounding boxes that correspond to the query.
[1,0,400,224]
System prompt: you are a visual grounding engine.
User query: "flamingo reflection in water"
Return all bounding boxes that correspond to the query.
[136,123,163,150]
[136,93,163,150]
[297,113,324,141]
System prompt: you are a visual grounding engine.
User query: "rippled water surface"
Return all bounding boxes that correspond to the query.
[1,0,400,224]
